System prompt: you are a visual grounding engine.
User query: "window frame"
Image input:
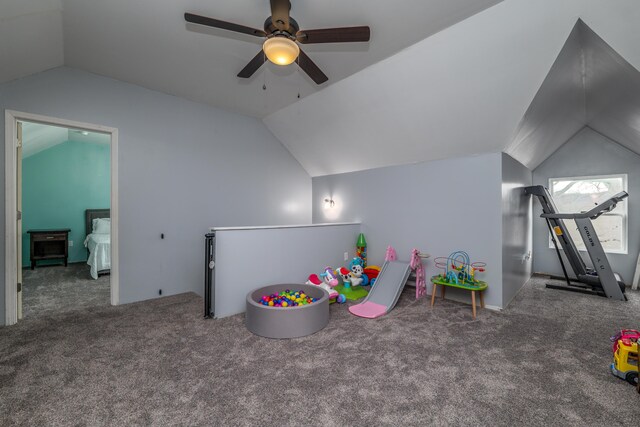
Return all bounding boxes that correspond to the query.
[548,173,628,255]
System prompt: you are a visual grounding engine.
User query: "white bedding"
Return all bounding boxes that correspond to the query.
[84,233,111,279]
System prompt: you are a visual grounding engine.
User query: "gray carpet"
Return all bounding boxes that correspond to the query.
[22,263,110,319]
[1,276,639,426]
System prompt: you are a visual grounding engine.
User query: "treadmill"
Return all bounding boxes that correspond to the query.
[526,185,628,301]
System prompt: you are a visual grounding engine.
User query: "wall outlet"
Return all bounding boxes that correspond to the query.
[344,252,349,261]
[68,240,73,247]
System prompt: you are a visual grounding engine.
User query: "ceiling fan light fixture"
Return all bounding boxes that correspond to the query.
[263,36,299,66]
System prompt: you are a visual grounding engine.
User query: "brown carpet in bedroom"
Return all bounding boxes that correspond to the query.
[21,263,110,319]
[1,277,639,426]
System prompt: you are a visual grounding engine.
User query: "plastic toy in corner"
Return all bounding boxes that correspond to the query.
[320,266,339,288]
[337,267,352,288]
[348,257,370,287]
[356,233,367,267]
[306,267,346,304]
[335,265,369,301]
[432,251,487,289]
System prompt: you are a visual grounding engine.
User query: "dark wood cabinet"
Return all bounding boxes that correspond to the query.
[27,229,70,269]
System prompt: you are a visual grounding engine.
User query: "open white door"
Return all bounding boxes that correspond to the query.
[16,122,23,320]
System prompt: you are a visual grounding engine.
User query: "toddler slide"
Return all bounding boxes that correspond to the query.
[348,260,412,319]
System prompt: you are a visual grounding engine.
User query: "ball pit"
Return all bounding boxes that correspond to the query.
[258,289,318,308]
[246,284,329,339]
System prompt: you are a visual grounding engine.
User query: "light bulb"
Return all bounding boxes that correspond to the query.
[263,36,300,66]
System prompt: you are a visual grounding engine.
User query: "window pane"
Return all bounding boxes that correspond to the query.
[549,175,627,254]
[551,177,624,213]
[563,215,624,252]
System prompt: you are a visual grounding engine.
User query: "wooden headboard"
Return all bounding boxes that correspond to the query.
[85,209,110,237]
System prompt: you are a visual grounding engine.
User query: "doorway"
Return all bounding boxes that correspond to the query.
[5,111,119,325]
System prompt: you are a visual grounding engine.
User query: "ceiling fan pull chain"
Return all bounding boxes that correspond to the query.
[262,51,267,91]
[296,56,301,99]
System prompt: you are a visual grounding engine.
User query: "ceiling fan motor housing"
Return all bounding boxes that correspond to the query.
[264,16,299,37]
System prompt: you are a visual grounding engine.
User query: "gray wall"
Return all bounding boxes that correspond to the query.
[0,67,312,325]
[312,153,505,308]
[214,223,361,318]
[501,153,533,307]
[532,127,640,283]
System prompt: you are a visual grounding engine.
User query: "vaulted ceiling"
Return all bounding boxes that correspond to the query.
[3,0,640,177]
[264,0,640,176]
[505,19,640,169]
[0,0,63,84]
[1,0,503,117]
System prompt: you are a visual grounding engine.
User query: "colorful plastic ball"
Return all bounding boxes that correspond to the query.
[259,289,319,308]
[336,294,346,304]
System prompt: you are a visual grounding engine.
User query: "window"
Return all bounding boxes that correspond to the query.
[549,174,628,254]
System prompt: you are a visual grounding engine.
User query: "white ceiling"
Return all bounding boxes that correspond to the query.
[21,121,110,158]
[0,0,63,83]
[264,0,640,176]
[3,0,639,177]
[1,0,504,118]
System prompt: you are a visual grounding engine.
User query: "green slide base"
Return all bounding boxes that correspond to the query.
[334,284,369,301]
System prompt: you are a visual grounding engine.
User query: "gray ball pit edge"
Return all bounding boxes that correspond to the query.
[245,284,330,339]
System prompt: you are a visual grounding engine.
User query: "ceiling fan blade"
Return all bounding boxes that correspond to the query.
[297,49,328,85]
[297,26,370,44]
[185,13,266,37]
[237,50,267,79]
[270,0,291,30]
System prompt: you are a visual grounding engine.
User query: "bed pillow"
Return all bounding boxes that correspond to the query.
[92,218,111,234]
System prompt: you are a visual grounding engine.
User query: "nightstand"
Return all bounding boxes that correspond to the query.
[27,229,71,269]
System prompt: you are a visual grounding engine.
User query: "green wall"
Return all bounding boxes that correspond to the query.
[22,140,110,266]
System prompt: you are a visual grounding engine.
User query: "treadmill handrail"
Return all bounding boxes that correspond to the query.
[540,191,628,220]
[525,185,588,277]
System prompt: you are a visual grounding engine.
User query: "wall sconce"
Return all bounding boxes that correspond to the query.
[324,198,335,209]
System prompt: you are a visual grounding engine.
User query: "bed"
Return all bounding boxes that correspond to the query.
[84,209,111,279]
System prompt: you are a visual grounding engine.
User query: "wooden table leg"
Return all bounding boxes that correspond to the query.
[479,290,485,308]
[431,283,437,307]
[441,285,446,299]
[471,290,477,319]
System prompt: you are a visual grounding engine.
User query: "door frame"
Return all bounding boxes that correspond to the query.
[5,110,119,325]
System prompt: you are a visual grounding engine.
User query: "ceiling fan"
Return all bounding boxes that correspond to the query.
[184,0,371,85]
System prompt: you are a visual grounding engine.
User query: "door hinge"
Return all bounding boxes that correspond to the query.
[17,282,22,293]
[17,211,22,220]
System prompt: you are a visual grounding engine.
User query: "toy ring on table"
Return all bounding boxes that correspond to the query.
[434,257,450,270]
[471,262,487,272]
